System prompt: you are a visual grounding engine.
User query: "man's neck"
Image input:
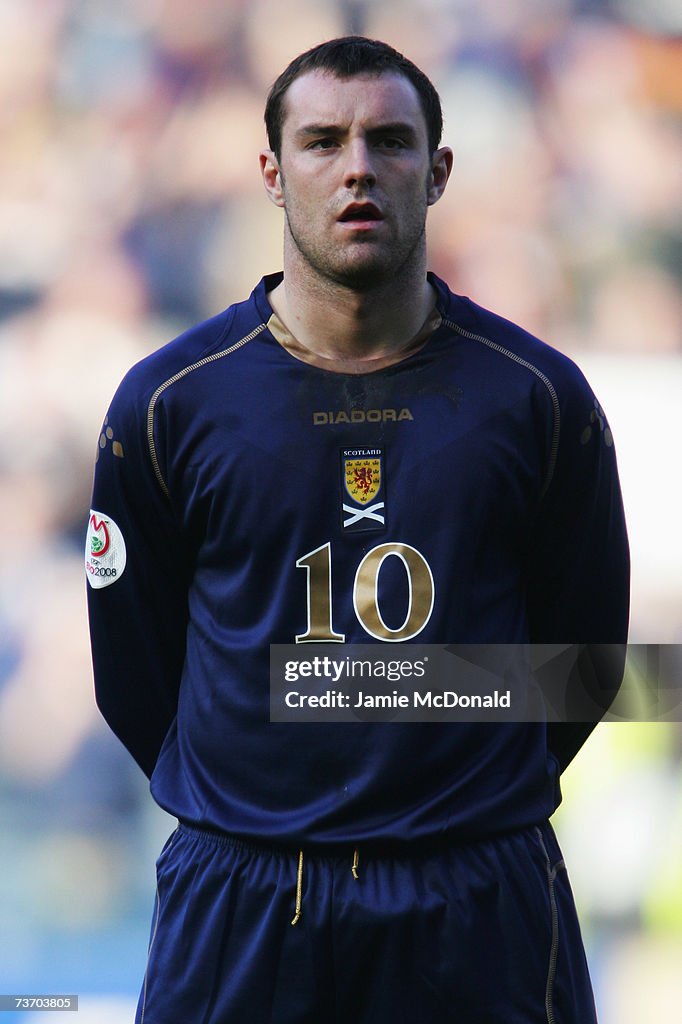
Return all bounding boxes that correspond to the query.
[267,255,437,371]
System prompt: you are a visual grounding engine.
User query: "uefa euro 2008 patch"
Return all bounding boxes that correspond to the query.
[341,447,386,532]
[85,510,127,589]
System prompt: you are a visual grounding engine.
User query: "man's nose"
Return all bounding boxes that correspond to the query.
[343,139,377,189]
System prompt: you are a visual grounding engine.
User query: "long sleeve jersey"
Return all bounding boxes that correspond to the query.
[86,272,629,849]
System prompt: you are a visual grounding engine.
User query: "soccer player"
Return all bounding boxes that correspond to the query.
[86,37,629,1023]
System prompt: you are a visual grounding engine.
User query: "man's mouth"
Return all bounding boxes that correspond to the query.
[338,203,384,223]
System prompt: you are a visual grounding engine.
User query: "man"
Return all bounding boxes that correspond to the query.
[87,37,629,1023]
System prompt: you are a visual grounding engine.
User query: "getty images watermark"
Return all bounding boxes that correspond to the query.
[270,644,682,723]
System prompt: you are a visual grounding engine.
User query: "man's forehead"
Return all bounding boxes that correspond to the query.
[281,69,426,134]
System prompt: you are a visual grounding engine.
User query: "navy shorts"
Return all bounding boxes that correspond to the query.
[136,821,596,1023]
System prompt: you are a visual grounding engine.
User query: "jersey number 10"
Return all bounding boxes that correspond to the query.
[295,541,435,643]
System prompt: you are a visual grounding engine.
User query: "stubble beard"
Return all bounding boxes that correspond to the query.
[283,201,428,294]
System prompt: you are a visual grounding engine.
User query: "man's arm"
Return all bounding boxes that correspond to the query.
[86,374,190,778]
[527,372,630,771]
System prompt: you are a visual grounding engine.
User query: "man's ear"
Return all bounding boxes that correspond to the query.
[260,150,285,208]
[427,146,453,207]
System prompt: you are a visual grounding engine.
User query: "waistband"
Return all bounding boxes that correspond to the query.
[176,819,526,860]
[176,819,551,928]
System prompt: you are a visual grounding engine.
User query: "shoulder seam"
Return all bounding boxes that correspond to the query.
[146,322,267,498]
[443,317,560,496]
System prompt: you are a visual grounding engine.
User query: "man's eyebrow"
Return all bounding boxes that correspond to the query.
[367,122,419,138]
[294,121,419,139]
[295,123,346,138]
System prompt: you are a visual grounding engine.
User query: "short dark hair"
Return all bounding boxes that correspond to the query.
[264,36,443,158]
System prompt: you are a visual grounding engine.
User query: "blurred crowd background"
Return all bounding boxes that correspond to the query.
[0,0,680,1019]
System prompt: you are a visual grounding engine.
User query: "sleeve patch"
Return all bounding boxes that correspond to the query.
[85,510,127,589]
[95,417,125,462]
[580,399,613,448]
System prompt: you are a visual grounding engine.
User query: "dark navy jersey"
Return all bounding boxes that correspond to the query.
[86,273,629,849]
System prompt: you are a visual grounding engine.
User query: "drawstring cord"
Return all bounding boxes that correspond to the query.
[291,850,304,926]
[290,847,361,926]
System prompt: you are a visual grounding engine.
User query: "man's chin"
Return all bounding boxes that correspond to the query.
[323,255,400,291]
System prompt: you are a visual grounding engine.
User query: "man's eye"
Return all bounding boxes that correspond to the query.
[376,137,407,149]
[309,138,338,150]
